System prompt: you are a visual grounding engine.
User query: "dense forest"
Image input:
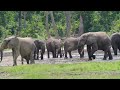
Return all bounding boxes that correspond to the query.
[0,11,120,41]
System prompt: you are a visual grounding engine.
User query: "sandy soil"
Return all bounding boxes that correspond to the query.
[0,49,120,66]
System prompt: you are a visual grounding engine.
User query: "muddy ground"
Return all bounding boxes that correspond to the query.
[0,48,120,66]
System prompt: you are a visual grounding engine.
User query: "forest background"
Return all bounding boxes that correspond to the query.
[0,11,119,41]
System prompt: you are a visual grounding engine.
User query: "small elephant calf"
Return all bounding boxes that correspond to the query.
[46,37,63,58]
[34,40,45,60]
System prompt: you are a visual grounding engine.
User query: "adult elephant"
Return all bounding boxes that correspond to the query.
[34,40,45,60]
[0,36,36,66]
[64,37,84,59]
[46,37,63,58]
[78,32,113,60]
[111,33,120,55]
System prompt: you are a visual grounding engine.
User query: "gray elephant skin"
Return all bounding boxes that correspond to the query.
[111,33,120,55]
[78,32,113,60]
[64,37,84,59]
[34,40,45,60]
[46,37,63,58]
[0,36,36,66]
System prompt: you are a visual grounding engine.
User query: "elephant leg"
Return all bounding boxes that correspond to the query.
[41,52,43,60]
[37,49,39,60]
[87,45,92,60]
[26,59,29,64]
[56,49,59,58]
[52,52,55,58]
[107,49,113,60]
[33,50,36,60]
[12,49,19,66]
[78,48,84,58]
[118,46,120,54]
[59,49,62,58]
[61,49,64,57]
[68,51,72,58]
[30,51,35,64]
[78,48,81,58]
[103,50,108,60]
[91,44,97,59]
[81,50,84,58]
[87,44,97,60]
[57,49,62,58]
[34,49,38,60]
[21,57,24,65]
[56,53,58,58]
[65,51,68,59]
[52,49,56,58]
[47,51,50,58]
[112,46,117,55]
[54,49,56,58]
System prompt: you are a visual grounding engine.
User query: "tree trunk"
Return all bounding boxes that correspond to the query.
[17,11,22,36]
[50,11,59,38]
[24,11,27,28]
[45,11,50,38]
[2,11,6,27]
[78,15,84,36]
[65,11,71,37]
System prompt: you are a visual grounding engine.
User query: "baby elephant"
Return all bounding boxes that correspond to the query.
[64,37,84,59]
[34,40,45,60]
[46,37,63,58]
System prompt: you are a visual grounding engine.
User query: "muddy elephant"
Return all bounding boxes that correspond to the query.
[0,36,36,66]
[78,32,113,60]
[111,33,120,55]
[64,37,84,59]
[46,37,63,58]
[34,40,45,60]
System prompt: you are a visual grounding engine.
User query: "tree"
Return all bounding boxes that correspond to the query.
[78,15,84,36]
[50,11,59,38]
[1,11,120,40]
[65,11,71,37]
[23,11,27,28]
[45,11,50,38]
[17,11,22,36]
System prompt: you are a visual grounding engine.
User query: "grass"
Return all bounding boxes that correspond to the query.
[1,61,120,79]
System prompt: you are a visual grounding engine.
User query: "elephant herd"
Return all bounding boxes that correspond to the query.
[0,32,120,66]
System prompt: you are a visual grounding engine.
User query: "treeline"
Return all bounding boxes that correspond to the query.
[0,11,120,40]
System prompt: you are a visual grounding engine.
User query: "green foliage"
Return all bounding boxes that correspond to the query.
[0,11,120,40]
[1,61,120,79]
[109,19,120,35]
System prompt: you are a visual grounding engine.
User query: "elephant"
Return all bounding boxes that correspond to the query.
[64,37,84,59]
[78,32,113,60]
[0,36,36,66]
[46,37,63,58]
[111,33,120,55]
[34,40,45,60]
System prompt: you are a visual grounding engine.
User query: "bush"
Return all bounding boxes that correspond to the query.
[109,19,120,35]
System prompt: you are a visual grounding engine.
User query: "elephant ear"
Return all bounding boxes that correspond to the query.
[7,36,19,49]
